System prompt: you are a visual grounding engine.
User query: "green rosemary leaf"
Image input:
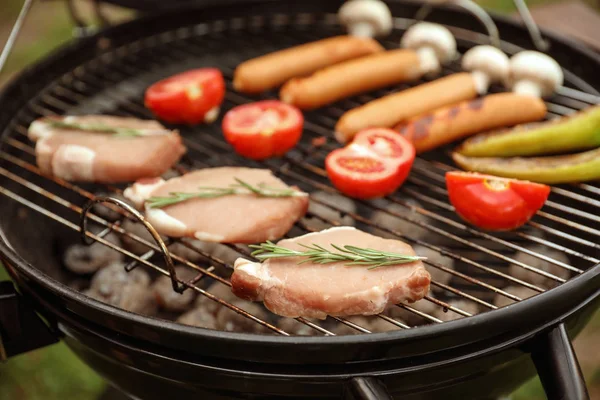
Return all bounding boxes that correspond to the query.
[47,120,147,138]
[146,179,306,208]
[249,242,426,269]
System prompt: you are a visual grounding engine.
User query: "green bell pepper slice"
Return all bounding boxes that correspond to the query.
[452,147,600,184]
[457,106,600,157]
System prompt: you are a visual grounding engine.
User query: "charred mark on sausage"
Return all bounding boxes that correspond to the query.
[412,115,434,139]
[467,97,485,111]
[447,106,461,119]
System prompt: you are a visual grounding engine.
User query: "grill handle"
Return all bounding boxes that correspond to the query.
[344,377,393,400]
[0,281,59,360]
[531,323,589,400]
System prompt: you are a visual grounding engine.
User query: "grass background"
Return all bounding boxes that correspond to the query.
[0,1,598,399]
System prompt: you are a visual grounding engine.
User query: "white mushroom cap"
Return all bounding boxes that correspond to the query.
[338,0,393,38]
[505,51,564,98]
[401,22,457,75]
[462,45,510,94]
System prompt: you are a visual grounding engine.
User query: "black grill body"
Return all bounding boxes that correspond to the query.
[8,269,596,399]
[0,1,599,399]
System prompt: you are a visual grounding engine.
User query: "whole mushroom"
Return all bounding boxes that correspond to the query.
[401,22,457,76]
[461,45,510,94]
[338,0,393,38]
[505,51,563,98]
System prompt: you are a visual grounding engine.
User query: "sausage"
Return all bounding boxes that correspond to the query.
[334,73,478,144]
[395,93,547,153]
[233,36,384,94]
[279,49,421,110]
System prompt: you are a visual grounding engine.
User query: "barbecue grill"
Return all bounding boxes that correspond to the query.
[0,0,599,399]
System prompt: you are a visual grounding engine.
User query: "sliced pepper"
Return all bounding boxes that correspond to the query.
[457,105,600,157]
[452,147,600,184]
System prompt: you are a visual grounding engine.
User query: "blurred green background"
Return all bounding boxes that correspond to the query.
[0,1,599,399]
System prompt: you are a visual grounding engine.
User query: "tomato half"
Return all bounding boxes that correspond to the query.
[145,68,225,124]
[446,171,550,231]
[222,100,304,160]
[326,128,415,199]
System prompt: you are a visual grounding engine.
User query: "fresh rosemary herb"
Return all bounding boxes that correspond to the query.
[146,178,307,208]
[249,241,426,270]
[47,120,150,138]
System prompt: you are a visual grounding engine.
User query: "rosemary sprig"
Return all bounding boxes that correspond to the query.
[47,120,150,138]
[249,241,426,270]
[146,178,307,208]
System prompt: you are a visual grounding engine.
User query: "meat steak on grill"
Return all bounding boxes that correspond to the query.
[124,167,309,243]
[231,226,431,319]
[28,115,186,183]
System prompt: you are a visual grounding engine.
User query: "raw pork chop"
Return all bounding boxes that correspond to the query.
[28,115,186,183]
[124,167,309,243]
[231,226,431,319]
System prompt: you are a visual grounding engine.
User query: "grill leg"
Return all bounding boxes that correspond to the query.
[0,281,58,360]
[530,323,589,400]
[343,377,393,400]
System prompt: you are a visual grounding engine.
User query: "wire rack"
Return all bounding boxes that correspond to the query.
[0,12,599,336]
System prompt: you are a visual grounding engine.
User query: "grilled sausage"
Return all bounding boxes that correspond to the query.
[395,92,547,153]
[334,73,478,143]
[233,36,384,94]
[280,49,421,110]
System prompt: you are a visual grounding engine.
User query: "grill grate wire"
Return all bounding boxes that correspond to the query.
[0,13,598,336]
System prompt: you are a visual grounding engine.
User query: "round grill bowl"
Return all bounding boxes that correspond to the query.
[0,1,599,399]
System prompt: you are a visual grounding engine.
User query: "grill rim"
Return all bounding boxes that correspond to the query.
[4,238,600,367]
[1,0,600,364]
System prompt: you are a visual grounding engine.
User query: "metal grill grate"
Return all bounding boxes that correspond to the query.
[0,12,598,336]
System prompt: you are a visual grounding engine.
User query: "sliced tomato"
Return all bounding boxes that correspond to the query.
[222,100,303,160]
[326,128,415,199]
[446,171,550,231]
[144,68,225,124]
[353,128,409,159]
